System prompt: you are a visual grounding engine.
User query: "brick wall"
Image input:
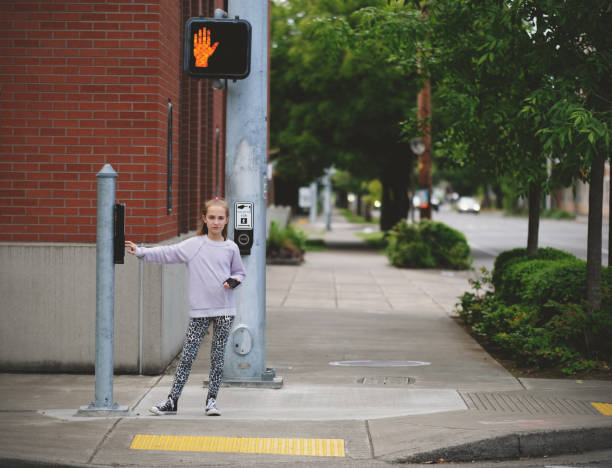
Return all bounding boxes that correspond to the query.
[0,0,226,244]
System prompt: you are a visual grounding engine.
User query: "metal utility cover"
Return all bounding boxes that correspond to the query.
[329,360,430,367]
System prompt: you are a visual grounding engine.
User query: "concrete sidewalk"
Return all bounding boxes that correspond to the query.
[1,213,611,467]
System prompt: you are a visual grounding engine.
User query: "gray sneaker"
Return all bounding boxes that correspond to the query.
[205,397,220,416]
[149,395,178,415]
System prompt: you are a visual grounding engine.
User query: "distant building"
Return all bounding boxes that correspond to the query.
[551,163,610,220]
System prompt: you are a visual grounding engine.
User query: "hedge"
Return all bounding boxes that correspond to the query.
[386,220,471,270]
[458,248,612,375]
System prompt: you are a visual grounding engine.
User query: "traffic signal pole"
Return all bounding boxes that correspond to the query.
[222,0,282,388]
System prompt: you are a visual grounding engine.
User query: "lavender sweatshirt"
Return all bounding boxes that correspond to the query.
[135,235,246,318]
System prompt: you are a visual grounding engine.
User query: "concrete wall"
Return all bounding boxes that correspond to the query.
[0,240,189,374]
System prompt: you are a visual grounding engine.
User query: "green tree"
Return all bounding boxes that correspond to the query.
[270,0,426,230]
[518,0,612,311]
[428,0,554,255]
[430,0,611,309]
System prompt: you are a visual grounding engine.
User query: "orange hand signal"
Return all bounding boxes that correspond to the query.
[193,27,219,68]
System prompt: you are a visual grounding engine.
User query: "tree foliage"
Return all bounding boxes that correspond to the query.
[427,0,611,290]
[270,0,426,229]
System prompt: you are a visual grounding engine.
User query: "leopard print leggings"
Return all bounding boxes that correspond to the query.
[169,316,234,401]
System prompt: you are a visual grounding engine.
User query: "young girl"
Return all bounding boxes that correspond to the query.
[125,198,246,416]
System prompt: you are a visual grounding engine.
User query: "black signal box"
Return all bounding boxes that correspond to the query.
[184,17,252,80]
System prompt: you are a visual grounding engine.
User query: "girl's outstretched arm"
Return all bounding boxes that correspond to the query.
[125,240,138,255]
[125,236,201,264]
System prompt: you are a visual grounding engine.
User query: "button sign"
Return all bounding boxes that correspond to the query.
[234,202,253,230]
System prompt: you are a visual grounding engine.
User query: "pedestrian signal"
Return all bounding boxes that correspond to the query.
[184,17,252,79]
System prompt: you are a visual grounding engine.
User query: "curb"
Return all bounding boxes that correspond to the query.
[391,426,612,464]
[3,428,612,467]
[0,458,95,468]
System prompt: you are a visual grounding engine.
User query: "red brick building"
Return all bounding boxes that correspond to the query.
[0,0,247,373]
[1,0,227,244]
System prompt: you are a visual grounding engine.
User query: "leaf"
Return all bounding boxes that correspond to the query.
[588,133,595,144]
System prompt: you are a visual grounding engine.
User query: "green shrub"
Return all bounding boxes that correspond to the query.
[386,220,471,269]
[541,209,576,220]
[267,222,306,261]
[356,231,388,250]
[420,220,472,269]
[391,240,436,268]
[492,247,575,291]
[304,238,326,251]
[497,256,587,314]
[458,255,612,375]
[340,208,377,224]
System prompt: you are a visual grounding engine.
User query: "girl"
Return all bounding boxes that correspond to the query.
[125,198,246,416]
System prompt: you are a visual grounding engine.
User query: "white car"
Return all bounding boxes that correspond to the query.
[456,196,480,214]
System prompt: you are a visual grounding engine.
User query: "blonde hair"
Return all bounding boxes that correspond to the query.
[197,198,230,239]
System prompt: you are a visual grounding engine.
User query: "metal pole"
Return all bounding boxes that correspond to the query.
[138,246,144,375]
[309,181,318,224]
[223,0,281,387]
[77,164,128,416]
[94,164,117,408]
[324,169,332,231]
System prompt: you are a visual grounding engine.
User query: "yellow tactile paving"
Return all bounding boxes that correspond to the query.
[130,434,345,457]
[591,402,612,416]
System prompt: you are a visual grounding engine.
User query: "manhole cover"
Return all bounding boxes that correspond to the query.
[357,376,415,385]
[329,360,430,367]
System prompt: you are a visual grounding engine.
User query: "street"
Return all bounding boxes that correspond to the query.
[432,206,610,271]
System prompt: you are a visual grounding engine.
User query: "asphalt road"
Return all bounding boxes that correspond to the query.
[432,206,610,271]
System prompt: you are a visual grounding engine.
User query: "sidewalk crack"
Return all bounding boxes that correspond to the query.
[87,417,122,465]
[130,373,166,412]
[365,419,375,459]
[281,267,298,307]
[332,265,338,309]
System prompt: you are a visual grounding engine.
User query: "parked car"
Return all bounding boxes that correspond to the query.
[456,196,480,214]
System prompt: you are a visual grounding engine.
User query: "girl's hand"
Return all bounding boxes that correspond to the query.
[223,277,241,289]
[125,240,138,255]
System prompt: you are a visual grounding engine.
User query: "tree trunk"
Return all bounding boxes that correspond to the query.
[586,151,604,311]
[336,190,348,209]
[493,183,504,209]
[380,163,410,231]
[364,203,372,222]
[609,153,611,268]
[482,183,491,209]
[527,182,541,256]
